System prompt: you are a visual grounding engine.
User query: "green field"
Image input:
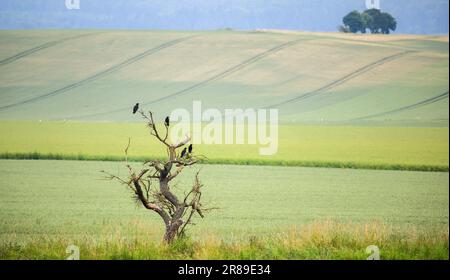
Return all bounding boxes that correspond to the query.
[0,160,448,259]
[0,30,448,259]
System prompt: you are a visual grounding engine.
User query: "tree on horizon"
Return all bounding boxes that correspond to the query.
[342,8,397,34]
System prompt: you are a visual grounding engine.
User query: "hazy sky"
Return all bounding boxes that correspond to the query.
[0,0,448,34]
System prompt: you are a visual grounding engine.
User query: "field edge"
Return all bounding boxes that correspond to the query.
[0,152,448,172]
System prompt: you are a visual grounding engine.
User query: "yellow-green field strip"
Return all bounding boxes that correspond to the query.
[0,121,447,172]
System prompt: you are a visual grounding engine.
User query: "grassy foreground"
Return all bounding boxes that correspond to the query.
[0,121,448,171]
[0,222,447,260]
[0,160,447,259]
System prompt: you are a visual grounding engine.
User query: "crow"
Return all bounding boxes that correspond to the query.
[188,144,193,153]
[132,103,139,114]
[165,116,170,127]
[180,147,187,158]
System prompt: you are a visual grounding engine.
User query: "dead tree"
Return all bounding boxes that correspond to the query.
[102,109,211,244]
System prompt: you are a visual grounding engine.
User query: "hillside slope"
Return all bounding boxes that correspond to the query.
[0,30,448,126]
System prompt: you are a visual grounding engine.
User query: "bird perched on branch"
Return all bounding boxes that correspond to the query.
[165,116,170,127]
[132,103,139,114]
[188,144,193,153]
[180,147,187,159]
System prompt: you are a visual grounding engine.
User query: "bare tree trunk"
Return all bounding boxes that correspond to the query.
[160,172,185,244]
[164,219,183,243]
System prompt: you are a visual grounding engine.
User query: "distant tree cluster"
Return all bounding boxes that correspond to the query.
[341,9,397,34]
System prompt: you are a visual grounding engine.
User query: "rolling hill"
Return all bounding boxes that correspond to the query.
[0,30,448,126]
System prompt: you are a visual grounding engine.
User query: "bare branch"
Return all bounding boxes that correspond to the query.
[100,170,134,192]
[173,133,191,148]
[124,137,131,162]
[179,208,195,236]
[140,110,170,147]
[132,178,171,225]
[169,165,184,181]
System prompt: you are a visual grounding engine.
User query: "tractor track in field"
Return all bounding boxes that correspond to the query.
[0,32,99,67]
[67,37,312,119]
[354,91,449,120]
[265,50,415,109]
[139,37,310,106]
[0,36,194,111]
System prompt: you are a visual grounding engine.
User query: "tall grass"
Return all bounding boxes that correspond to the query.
[0,222,448,260]
[0,152,447,172]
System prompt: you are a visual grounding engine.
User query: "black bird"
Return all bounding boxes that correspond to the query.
[165,116,170,127]
[188,144,193,153]
[180,147,187,158]
[132,103,139,114]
